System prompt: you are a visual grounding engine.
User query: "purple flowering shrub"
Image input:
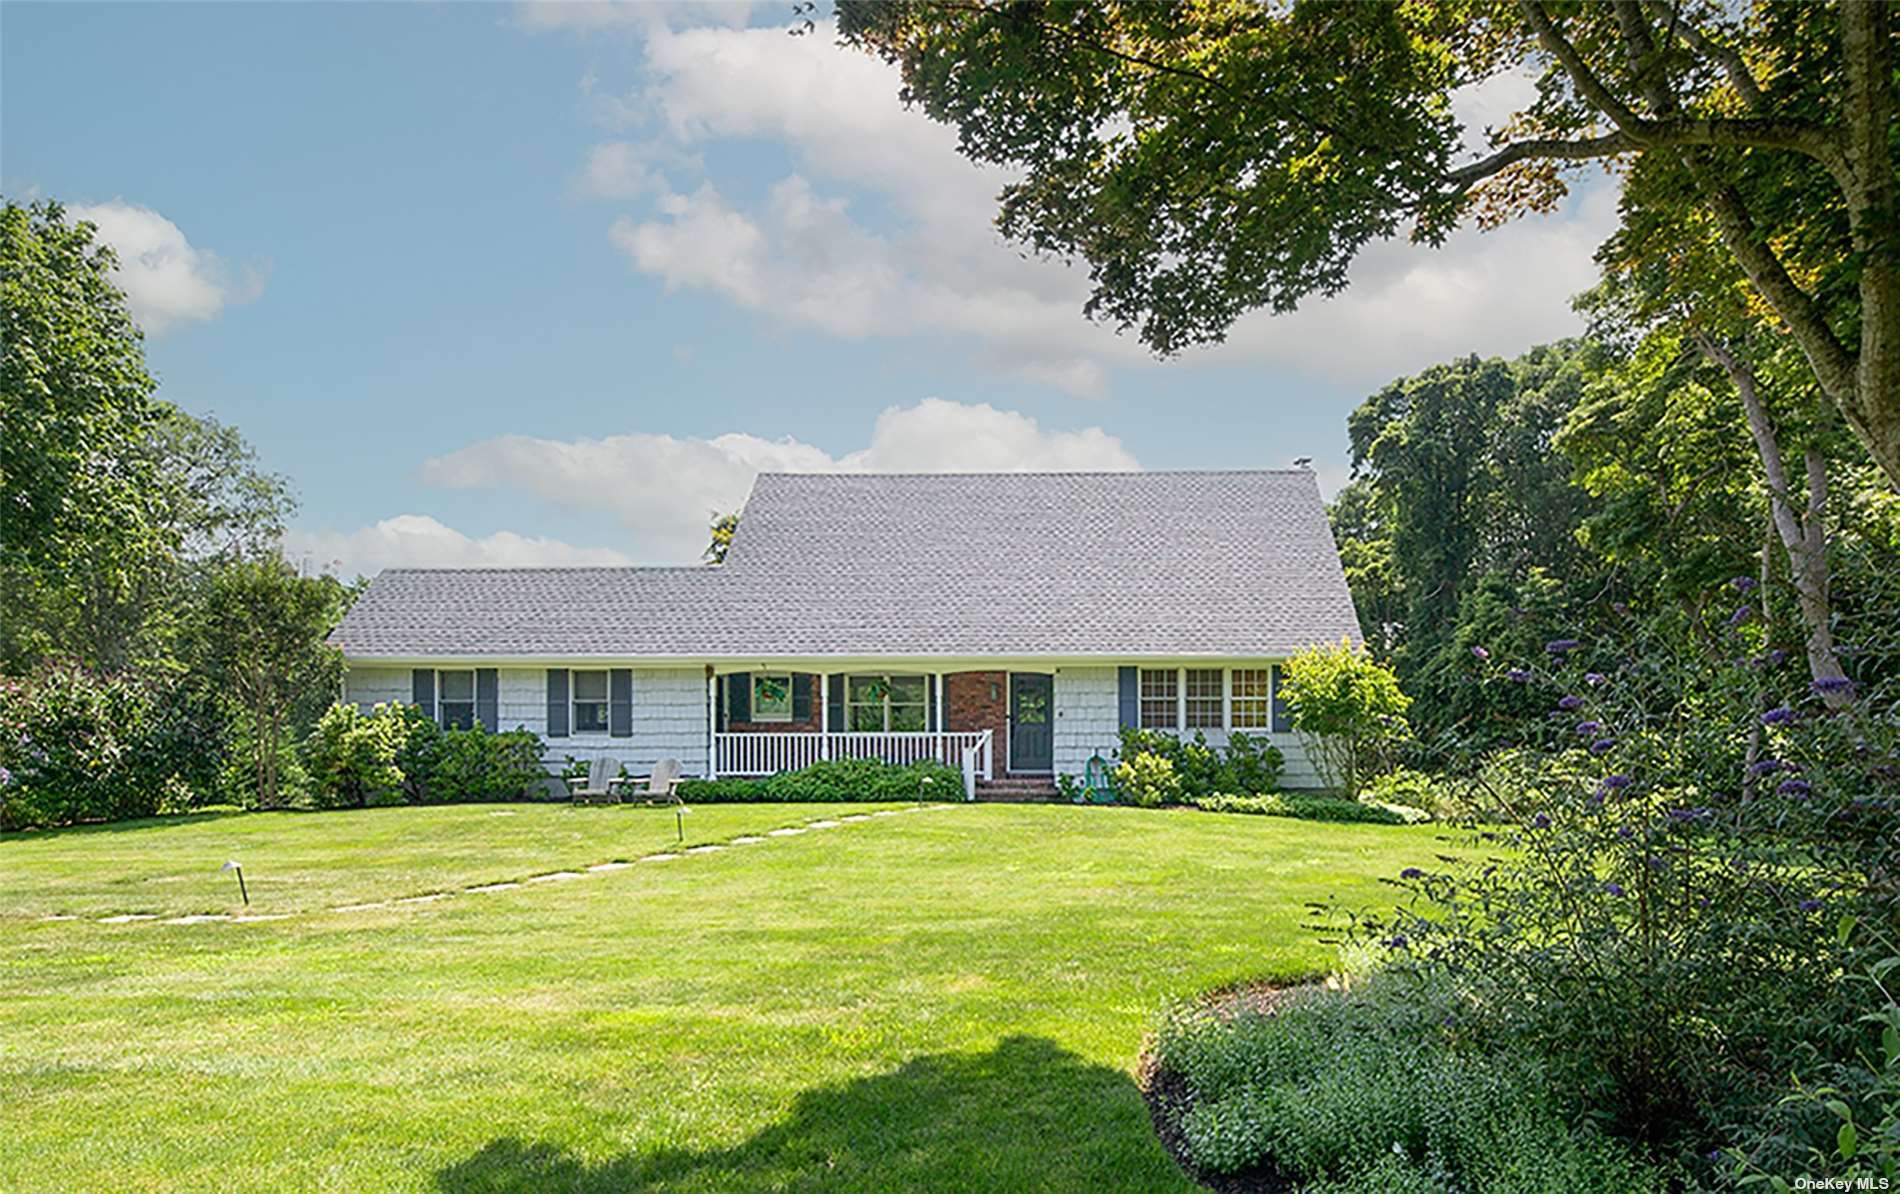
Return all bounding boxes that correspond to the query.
[0,663,211,830]
[1340,593,1899,1172]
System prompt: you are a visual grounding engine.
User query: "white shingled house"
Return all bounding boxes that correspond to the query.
[329,471,1361,796]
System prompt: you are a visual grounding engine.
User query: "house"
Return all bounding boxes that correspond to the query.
[329,471,1360,795]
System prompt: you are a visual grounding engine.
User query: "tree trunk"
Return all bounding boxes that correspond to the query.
[1695,335,1852,707]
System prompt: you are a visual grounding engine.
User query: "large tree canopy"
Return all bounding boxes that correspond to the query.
[838,0,1900,486]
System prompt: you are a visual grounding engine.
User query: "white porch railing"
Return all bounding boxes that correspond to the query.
[712,730,993,790]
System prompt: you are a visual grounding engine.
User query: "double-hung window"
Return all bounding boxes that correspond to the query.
[571,669,610,733]
[1230,668,1272,729]
[847,674,928,731]
[1138,668,1178,729]
[1184,669,1224,729]
[438,669,476,729]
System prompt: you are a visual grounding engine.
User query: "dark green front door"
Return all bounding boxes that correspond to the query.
[1009,673,1054,772]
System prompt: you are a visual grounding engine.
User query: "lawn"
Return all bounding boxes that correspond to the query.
[1,803,1471,1192]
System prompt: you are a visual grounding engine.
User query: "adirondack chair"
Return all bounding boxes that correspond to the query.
[567,757,623,804]
[623,757,684,804]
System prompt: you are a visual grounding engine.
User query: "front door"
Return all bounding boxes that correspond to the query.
[1009,673,1054,772]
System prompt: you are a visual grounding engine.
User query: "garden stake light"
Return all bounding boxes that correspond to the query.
[219,860,248,905]
[676,804,687,843]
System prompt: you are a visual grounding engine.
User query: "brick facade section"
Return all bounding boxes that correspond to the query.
[946,670,1012,772]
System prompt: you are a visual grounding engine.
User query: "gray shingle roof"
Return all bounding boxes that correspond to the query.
[330,471,1361,659]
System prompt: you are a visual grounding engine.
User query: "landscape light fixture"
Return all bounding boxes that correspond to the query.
[219,860,249,905]
[676,804,687,843]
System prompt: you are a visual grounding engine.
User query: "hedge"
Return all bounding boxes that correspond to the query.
[678,757,963,803]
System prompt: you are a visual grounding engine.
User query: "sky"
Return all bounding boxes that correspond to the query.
[2,1,1617,577]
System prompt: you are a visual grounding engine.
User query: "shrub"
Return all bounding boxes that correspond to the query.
[424,724,547,802]
[1113,728,1284,803]
[1354,593,1900,1173]
[1153,973,1658,1191]
[678,757,963,803]
[303,702,548,807]
[1360,766,1463,820]
[1188,792,1407,825]
[1113,750,1181,807]
[302,702,406,809]
[1280,638,1410,795]
[0,663,204,830]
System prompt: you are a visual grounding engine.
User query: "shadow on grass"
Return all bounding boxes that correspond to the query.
[0,807,254,841]
[435,1035,1185,1193]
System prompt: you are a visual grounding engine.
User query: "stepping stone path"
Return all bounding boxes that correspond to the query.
[74,806,948,929]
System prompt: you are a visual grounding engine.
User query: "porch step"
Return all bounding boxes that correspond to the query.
[974,777,1061,803]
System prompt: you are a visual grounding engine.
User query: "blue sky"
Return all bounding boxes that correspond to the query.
[3,1,1614,575]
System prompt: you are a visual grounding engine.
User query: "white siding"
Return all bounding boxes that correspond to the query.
[1049,662,1327,792]
[1052,666,1119,780]
[344,666,411,710]
[340,662,711,777]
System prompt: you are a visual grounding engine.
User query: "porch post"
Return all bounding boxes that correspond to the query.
[820,672,831,760]
[705,666,718,779]
[934,672,945,731]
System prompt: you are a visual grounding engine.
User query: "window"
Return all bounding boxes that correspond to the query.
[572,669,609,733]
[751,673,793,723]
[1139,668,1178,729]
[439,669,476,730]
[1185,668,1223,728]
[847,674,928,732]
[1230,668,1271,729]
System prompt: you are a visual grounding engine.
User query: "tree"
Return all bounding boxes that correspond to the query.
[0,200,295,672]
[704,511,739,564]
[838,1,1900,488]
[1279,639,1411,797]
[1332,343,1607,740]
[192,554,347,807]
[1,199,170,670]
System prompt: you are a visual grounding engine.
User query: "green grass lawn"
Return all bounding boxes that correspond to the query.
[1,803,1471,1192]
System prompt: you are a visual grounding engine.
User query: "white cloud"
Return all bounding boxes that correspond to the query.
[575,141,663,198]
[418,397,1138,562]
[284,514,635,579]
[1218,181,1618,383]
[571,19,1604,396]
[69,201,262,334]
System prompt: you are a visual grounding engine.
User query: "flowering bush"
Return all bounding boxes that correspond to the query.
[1189,791,1408,825]
[1349,593,1899,1172]
[302,702,407,809]
[1280,638,1411,795]
[0,663,207,830]
[303,702,547,807]
[1114,728,1284,800]
[1113,749,1182,807]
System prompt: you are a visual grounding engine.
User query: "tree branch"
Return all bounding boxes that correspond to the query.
[1642,0,1766,111]
[1517,1,1848,182]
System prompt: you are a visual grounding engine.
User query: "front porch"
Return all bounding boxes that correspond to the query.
[710,669,1054,781]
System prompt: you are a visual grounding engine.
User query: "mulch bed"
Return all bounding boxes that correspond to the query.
[1138,979,1326,1194]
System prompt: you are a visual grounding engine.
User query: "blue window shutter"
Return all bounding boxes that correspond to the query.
[791,674,813,722]
[1270,665,1291,733]
[827,673,846,732]
[412,669,435,721]
[546,668,569,738]
[609,668,633,738]
[728,672,751,722]
[1117,667,1137,729]
[476,668,498,732]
